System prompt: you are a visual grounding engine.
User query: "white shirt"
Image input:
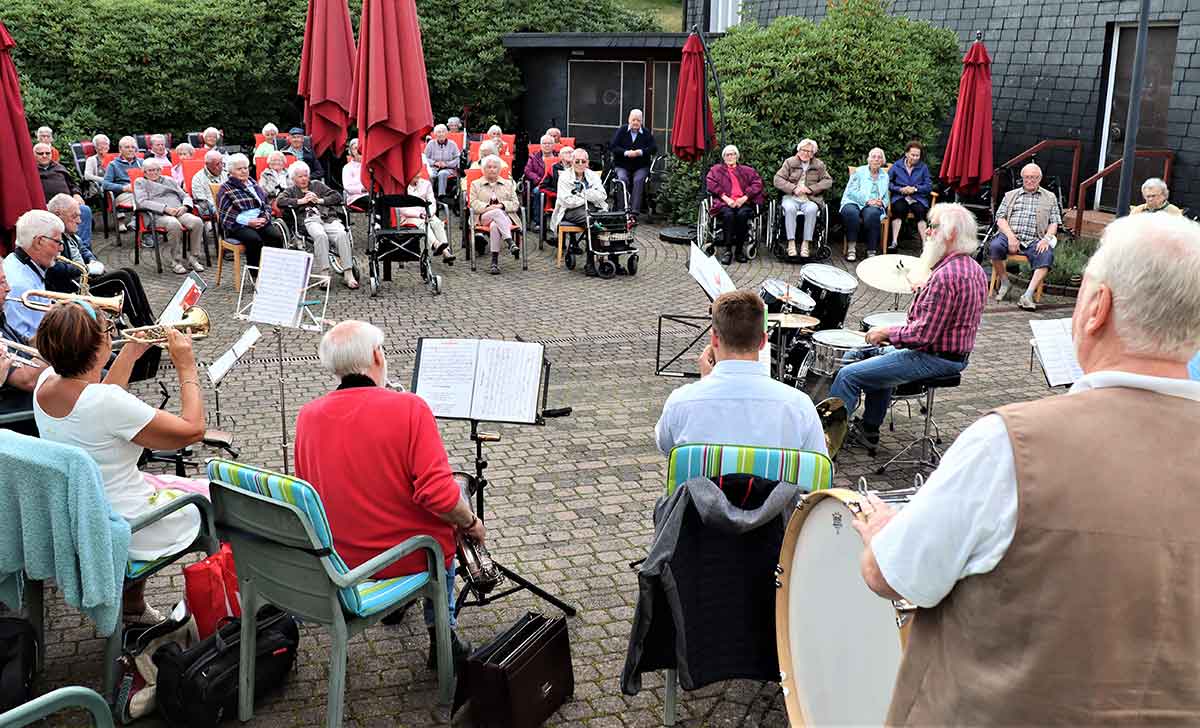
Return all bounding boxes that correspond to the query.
[32,369,200,560]
[874,370,1200,608]
[654,359,827,456]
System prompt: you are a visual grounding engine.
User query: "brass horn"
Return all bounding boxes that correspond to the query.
[815,396,849,460]
[6,289,124,315]
[56,255,90,295]
[120,306,210,346]
[1,337,44,368]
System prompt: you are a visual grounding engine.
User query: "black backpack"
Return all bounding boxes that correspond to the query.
[0,617,37,712]
[152,606,299,727]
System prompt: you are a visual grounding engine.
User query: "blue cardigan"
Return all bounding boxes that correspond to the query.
[841,166,890,210]
[888,159,932,208]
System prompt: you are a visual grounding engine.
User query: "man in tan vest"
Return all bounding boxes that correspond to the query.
[853,212,1200,725]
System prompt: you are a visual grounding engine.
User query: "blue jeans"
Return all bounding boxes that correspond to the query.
[78,204,94,259]
[423,557,458,628]
[988,232,1054,269]
[840,203,883,254]
[830,347,968,428]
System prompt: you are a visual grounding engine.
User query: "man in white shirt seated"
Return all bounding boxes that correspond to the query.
[655,290,827,455]
[852,213,1200,725]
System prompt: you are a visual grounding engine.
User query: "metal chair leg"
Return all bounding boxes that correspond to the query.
[876,387,944,474]
[664,669,678,726]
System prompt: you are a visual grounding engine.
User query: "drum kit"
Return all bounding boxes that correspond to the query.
[775,476,922,726]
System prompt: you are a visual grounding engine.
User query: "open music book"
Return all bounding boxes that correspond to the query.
[248,248,313,328]
[1030,318,1083,388]
[412,338,544,424]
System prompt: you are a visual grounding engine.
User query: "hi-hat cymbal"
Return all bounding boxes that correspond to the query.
[855,254,928,294]
[767,312,821,330]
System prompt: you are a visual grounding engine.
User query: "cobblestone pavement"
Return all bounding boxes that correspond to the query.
[27,218,1073,726]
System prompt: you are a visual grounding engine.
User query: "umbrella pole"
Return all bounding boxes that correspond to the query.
[1114,0,1150,217]
[691,25,728,150]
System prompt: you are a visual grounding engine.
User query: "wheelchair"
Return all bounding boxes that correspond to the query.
[276,205,361,280]
[363,193,444,297]
[766,196,831,263]
[696,197,765,260]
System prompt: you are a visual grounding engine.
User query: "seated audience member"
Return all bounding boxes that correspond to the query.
[33,303,208,625]
[283,127,325,180]
[3,210,65,341]
[888,141,933,251]
[35,142,96,261]
[44,195,153,327]
[342,139,368,210]
[217,154,284,270]
[546,127,562,148]
[0,265,44,393]
[609,109,657,215]
[832,203,987,451]
[424,124,461,200]
[774,138,832,258]
[468,141,500,171]
[485,125,510,157]
[259,151,293,200]
[523,134,556,229]
[655,290,826,454]
[296,320,484,660]
[707,145,764,265]
[841,147,890,262]
[988,163,1063,310]
[277,162,358,289]
[147,134,172,171]
[446,117,463,135]
[551,148,614,277]
[853,214,1200,726]
[83,134,111,196]
[255,123,281,158]
[398,170,455,265]
[35,126,60,162]
[190,150,229,218]
[101,136,144,232]
[1130,178,1183,216]
[200,127,222,154]
[173,143,195,185]
[468,155,521,275]
[540,146,573,198]
[134,158,205,275]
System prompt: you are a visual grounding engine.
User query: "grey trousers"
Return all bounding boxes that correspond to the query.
[781,195,819,241]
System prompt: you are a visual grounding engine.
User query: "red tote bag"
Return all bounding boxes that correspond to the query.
[183,543,242,640]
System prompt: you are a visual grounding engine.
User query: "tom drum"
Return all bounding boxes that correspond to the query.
[798,264,858,331]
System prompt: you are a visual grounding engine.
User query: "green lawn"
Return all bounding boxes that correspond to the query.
[619,0,684,31]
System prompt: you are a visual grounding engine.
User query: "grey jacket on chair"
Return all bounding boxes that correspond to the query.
[133,176,195,214]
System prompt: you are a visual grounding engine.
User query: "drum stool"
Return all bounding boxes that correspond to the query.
[875,373,961,475]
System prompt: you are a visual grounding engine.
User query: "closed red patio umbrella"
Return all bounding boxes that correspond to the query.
[0,21,44,254]
[939,39,994,194]
[671,33,715,162]
[350,0,433,196]
[298,0,357,158]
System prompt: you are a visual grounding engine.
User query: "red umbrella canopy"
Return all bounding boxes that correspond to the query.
[939,41,994,194]
[672,33,715,162]
[350,0,433,196]
[298,0,357,158]
[0,21,44,252]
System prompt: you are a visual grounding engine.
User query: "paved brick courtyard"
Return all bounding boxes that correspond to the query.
[24,218,1073,727]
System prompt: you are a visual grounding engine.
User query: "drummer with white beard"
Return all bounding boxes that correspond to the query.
[830,203,987,450]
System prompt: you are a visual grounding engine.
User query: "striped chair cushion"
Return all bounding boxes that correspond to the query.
[206,459,419,617]
[126,557,171,580]
[665,444,833,496]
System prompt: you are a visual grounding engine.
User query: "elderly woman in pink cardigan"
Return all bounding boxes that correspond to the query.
[706,145,764,265]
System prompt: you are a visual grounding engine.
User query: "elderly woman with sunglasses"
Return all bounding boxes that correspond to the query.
[32,302,209,625]
[551,148,615,277]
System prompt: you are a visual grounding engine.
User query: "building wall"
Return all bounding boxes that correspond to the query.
[741,0,1200,213]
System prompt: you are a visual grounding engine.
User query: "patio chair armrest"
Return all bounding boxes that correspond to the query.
[128,492,215,549]
[333,534,446,588]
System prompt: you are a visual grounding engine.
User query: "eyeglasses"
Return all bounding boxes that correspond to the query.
[34,151,52,156]
[36,235,63,246]
[101,319,117,336]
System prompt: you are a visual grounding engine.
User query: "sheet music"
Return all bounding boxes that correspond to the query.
[207,326,262,385]
[471,339,543,424]
[159,273,206,325]
[414,338,479,419]
[688,243,735,301]
[249,248,313,327]
[1030,318,1083,387]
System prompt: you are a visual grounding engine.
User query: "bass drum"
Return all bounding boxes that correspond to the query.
[776,489,910,726]
[798,264,859,331]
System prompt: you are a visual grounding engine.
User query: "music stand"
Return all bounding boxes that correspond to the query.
[411,337,576,617]
[655,243,736,379]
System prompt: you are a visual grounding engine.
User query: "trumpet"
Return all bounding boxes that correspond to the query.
[1,337,44,368]
[5,289,124,315]
[120,306,210,346]
[56,255,90,295]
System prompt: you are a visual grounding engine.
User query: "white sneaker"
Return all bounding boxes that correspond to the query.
[1018,294,1037,311]
[171,262,188,275]
[996,278,1011,302]
[846,250,856,262]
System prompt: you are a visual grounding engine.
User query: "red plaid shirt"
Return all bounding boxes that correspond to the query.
[889,253,987,354]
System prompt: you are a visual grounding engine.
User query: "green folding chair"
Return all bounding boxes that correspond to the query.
[0,686,113,727]
[661,443,833,726]
[206,458,454,728]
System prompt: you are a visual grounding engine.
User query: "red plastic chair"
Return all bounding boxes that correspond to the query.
[558,136,576,148]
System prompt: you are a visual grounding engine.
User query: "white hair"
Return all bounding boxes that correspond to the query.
[481,154,505,171]
[557,146,574,159]
[571,148,589,161]
[930,203,978,255]
[36,126,52,137]
[722,144,739,157]
[150,134,166,146]
[319,320,385,377]
[628,109,644,121]
[118,135,137,149]
[539,134,554,146]
[487,125,502,135]
[1141,177,1169,196]
[176,142,194,155]
[288,161,310,182]
[1085,214,1200,361]
[433,124,448,134]
[868,147,885,160]
[478,141,498,158]
[348,138,359,154]
[447,117,462,127]
[203,127,220,139]
[797,138,818,153]
[142,157,165,172]
[1021,163,1042,178]
[267,150,286,165]
[92,134,109,146]
[204,149,223,163]
[46,193,77,215]
[546,127,561,136]
[33,142,51,154]
[226,153,250,171]
[262,123,278,136]
[14,209,64,250]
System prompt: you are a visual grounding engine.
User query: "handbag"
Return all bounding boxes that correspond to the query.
[153,605,299,728]
[0,617,37,712]
[455,612,574,728]
[112,602,198,724]
[184,542,241,640]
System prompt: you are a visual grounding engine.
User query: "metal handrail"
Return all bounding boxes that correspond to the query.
[1073,149,1174,233]
[990,140,1084,213]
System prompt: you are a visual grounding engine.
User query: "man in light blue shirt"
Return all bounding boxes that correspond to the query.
[655,290,827,455]
[2,210,64,342]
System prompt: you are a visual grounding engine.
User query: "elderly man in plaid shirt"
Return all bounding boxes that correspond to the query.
[989,163,1063,310]
[832,203,988,450]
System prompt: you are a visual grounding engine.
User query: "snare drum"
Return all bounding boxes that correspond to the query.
[775,488,913,726]
[760,278,816,314]
[808,328,871,377]
[798,264,858,331]
[861,310,908,333]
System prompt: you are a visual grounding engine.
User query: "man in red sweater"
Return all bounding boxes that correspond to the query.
[295,320,486,666]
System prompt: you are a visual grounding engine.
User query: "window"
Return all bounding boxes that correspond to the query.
[652,62,681,155]
[567,60,647,146]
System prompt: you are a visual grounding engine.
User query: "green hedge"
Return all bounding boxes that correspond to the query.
[659,0,960,224]
[7,0,656,160]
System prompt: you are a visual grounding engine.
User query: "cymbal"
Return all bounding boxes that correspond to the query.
[767,312,820,330]
[855,254,928,294]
